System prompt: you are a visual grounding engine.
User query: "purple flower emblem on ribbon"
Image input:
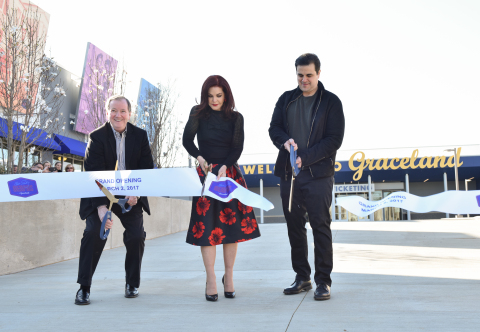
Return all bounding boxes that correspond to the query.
[8,177,39,198]
[209,180,238,199]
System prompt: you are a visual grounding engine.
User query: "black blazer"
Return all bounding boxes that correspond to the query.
[269,81,345,180]
[79,122,154,220]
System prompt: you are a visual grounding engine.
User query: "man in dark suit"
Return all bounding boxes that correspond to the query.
[269,53,344,301]
[75,95,154,305]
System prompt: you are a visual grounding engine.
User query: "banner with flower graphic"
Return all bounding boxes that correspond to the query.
[74,42,118,134]
[135,78,159,138]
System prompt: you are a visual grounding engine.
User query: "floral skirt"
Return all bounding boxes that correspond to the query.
[186,163,261,246]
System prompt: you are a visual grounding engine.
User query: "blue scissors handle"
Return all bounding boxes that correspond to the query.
[100,210,112,240]
[290,146,300,176]
[117,198,133,213]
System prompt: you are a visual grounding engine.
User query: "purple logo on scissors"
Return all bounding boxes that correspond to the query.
[8,177,39,198]
[477,195,480,207]
[209,180,238,199]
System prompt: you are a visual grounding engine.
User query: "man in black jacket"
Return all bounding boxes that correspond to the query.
[75,95,154,305]
[269,53,345,301]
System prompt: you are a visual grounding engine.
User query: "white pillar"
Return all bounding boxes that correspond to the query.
[368,175,373,221]
[405,173,411,221]
[443,172,449,218]
[260,178,264,224]
[331,179,336,221]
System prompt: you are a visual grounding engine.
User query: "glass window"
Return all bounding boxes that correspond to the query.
[73,159,83,172]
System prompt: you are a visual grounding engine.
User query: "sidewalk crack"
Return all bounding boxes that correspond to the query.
[332,228,339,243]
[285,290,309,331]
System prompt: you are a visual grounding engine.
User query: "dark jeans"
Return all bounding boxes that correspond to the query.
[77,204,146,288]
[280,171,334,286]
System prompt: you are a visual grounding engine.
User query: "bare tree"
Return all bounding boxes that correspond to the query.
[0,2,66,174]
[114,57,128,96]
[135,81,180,168]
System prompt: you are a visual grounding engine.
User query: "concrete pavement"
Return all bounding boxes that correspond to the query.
[0,220,479,331]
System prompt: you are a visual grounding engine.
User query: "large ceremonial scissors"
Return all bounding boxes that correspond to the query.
[200,162,213,198]
[288,145,301,212]
[95,180,132,240]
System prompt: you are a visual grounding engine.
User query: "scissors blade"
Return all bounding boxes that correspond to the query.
[288,167,295,212]
[200,164,212,198]
[95,180,117,204]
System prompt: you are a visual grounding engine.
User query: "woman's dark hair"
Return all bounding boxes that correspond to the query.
[295,53,321,73]
[193,75,236,119]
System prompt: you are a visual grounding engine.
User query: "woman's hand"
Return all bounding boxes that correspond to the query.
[197,156,209,174]
[217,165,227,180]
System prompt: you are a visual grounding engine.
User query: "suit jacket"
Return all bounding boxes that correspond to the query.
[79,122,154,220]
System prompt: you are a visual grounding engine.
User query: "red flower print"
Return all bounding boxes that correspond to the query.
[235,239,248,243]
[219,208,236,225]
[211,164,218,169]
[209,227,226,246]
[196,197,211,216]
[197,167,204,177]
[241,217,258,234]
[226,166,237,179]
[235,177,247,188]
[192,221,205,239]
[238,202,253,214]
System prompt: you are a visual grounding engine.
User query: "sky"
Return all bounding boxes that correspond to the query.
[37,0,480,165]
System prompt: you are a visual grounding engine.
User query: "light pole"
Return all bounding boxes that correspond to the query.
[444,148,460,217]
[465,178,473,218]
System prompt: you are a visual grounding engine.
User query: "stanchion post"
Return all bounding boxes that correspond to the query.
[368,175,373,221]
[443,172,449,218]
[332,179,336,222]
[405,173,411,221]
[260,178,264,224]
[466,179,471,218]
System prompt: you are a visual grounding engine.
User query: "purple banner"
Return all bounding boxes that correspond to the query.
[8,178,39,198]
[209,180,238,199]
[74,43,118,135]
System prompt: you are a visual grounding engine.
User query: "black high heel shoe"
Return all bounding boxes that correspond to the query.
[222,275,236,298]
[205,282,218,302]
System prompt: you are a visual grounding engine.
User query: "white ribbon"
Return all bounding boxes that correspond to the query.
[1,168,274,211]
[203,173,274,211]
[336,190,480,217]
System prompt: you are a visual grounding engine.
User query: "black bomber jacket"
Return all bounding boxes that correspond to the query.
[268,81,345,180]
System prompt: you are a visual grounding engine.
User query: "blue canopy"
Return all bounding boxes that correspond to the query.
[0,117,61,150]
[53,134,87,157]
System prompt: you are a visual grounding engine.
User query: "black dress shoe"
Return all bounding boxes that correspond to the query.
[75,288,90,305]
[283,279,312,295]
[125,284,139,298]
[222,275,236,298]
[205,283,218,302]
[314,283,331,301]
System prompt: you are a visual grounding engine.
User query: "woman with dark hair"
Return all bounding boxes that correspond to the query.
[183,75,261,302]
